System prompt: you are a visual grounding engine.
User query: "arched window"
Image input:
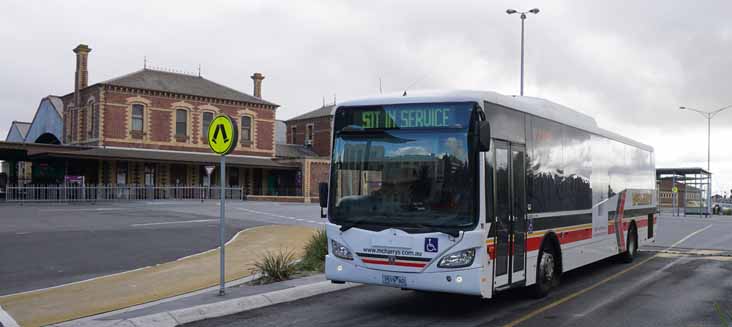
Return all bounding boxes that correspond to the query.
[176,109,188,138]
[241,116,252,143]
[131,104,144,132]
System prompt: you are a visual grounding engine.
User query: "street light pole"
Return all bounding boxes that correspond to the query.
[680,104,732,216]
[520,14,525,96]
[507,8,540,96]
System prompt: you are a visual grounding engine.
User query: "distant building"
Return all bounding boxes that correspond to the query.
[285,104,335,157]
[0,44,327,201]
[656,168,710,214]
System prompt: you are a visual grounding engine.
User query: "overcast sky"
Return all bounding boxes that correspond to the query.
[3,0,732,194]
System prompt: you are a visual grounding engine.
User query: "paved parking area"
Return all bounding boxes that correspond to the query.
[188,215,732,327]
[0,200,322,295]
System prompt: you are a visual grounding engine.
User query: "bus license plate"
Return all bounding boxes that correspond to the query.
[382,274,407,288]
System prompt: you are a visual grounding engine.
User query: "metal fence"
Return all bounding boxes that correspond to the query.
[5,185,245,202]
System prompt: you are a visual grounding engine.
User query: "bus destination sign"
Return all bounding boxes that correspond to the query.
[361,108,453,129]
[337,102,473,130]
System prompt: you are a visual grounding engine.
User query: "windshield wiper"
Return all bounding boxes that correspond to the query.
[338,217,468,237]
[404,223,462,237]
[339,216,389,232]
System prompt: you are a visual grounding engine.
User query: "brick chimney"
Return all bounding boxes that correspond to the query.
[73,44,91,104]
[251,72,265,98]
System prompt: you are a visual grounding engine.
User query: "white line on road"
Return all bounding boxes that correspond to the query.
[0,305,20,327]
[0,227,260,300]
[131,219,217,227]
[574,254,686,319]
[233,207,324,226]
[40,207,124,212]
[503,223,717,327]
[669,224,713,249]
[570,224,715,319]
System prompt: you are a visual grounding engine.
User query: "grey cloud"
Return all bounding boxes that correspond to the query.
[2,0,732,192]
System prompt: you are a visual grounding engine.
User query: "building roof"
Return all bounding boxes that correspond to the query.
[11,121,31,138]
[100,69,277,107]
[275,143,321,159]
[288,104,335,122]
[657,168,711,176]
[337,89,653,152]
[45,95,64,117]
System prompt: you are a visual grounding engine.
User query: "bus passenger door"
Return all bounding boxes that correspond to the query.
[493,141,527,288]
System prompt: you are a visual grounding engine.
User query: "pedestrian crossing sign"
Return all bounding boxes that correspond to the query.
[208,115,238,155]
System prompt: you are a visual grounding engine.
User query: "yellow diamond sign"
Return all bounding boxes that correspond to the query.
[208,115,238,155]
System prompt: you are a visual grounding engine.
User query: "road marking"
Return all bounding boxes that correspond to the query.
[0,305,19,327]
[503,224,714,327]
[0,227,260,299]
[131,219,217,227]
[234,207,320,222]
[573,255,685,319]
[40,207,123,212]
[669,224,713,248]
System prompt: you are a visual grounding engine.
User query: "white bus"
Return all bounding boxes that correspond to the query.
[320,90,656,298]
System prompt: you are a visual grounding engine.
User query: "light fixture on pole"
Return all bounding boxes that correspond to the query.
[679,104,732,216]
[506,8,540,96]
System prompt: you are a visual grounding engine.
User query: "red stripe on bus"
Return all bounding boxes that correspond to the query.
[518,215,657,254]
[361,258,427,268]
[524,226,593,252]
[607,216,650,234]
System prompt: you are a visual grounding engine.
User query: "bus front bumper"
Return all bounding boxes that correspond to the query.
[325,255,484,296]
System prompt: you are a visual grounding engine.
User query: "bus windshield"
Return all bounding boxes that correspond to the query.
[329,102,476,232]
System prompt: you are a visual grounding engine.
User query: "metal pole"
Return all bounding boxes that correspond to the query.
[520,14,525,96]
[707,116,711,217]
[672,174,677,216]
[219,155,226,296]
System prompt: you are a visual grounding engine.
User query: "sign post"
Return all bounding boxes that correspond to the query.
[207,115,238,296]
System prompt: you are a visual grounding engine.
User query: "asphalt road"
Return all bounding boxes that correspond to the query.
[0,201,323,296]
[187,215,732,327]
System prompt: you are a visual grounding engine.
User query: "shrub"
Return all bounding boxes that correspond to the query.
[298,229,328,272]
[715,303,732,326]
[251,249,298,283]
[723,208,732,216]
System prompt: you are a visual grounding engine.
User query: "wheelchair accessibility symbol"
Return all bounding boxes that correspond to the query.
[424,237,439,253]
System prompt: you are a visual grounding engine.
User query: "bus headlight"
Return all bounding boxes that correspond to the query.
[331,239,353,260]
[438,248,476,268]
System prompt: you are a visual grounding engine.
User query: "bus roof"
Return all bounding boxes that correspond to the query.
[337,89,653,152]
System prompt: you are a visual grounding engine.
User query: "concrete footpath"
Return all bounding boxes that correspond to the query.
[51,275,357,327]
[0,225,318,327]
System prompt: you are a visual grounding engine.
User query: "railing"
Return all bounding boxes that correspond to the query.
[5,185,245,202]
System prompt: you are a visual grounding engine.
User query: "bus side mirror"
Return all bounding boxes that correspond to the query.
[479,121,491,151]
[319,182,328,218]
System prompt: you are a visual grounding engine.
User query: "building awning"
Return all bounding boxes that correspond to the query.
[0,141,298,169]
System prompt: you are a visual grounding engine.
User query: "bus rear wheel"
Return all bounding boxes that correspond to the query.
[531,243,559,298]
[621,225,638,263]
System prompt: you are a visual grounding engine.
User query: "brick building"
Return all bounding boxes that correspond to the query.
[1,44,330,200]
[285,104,334,157]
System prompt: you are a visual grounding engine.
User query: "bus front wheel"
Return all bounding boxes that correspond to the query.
[531,243,559,298]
